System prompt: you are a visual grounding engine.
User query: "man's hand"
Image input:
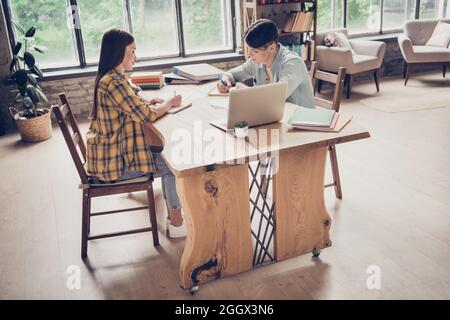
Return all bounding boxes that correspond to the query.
[217,76,232,93]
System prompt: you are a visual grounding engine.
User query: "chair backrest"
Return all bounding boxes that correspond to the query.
[316,28,348,46]
[403,19,450,45]
[309,61,346,112]
[52,93,88,185]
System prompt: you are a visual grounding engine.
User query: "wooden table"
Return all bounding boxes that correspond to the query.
[142,83,370,291]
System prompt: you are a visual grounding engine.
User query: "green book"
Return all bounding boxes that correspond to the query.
[288,106,336,127]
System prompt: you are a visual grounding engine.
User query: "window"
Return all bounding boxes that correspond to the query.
[419,0,444,18]
[8,0,79,68]
[347,0,381,34]
[4,0,236,71]
[77,0,127,64]
[317,0,449,35]
[181,0,233,54]
[383,0,416,31]
[129,0,179,59]
[317,0,344,31]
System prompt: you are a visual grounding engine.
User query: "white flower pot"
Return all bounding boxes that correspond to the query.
[234,126,248,138]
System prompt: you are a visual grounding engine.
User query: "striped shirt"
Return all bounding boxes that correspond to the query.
[86,69,157,182]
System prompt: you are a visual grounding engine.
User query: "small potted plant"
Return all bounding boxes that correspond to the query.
[234,120,249,138]
[5,22,50,142]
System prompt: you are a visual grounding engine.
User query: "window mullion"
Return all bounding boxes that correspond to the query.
[69,0,86,68]
[380,0,384,34]
[123,0,133,34]
[2,0,17,52]
[174,0,185,57]
[415,0,420,19]
[343,0,347,28]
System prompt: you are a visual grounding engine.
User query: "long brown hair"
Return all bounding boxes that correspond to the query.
[90,28,135,119]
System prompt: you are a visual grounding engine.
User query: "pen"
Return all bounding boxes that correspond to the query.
[219,75,228,88]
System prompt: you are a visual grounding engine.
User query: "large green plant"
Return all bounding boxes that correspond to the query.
[6,22,48,119]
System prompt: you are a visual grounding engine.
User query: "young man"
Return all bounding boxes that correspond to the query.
[217,19,315,109]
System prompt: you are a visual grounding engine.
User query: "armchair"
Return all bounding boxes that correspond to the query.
[316,29,386,98]
[398,19,450,85]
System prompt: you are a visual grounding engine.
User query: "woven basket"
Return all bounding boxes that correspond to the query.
[10,107,52,142]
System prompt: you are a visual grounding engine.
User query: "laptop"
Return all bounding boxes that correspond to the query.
[209,81,288,131]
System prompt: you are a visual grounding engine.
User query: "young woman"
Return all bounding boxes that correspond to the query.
[86,28,185,236]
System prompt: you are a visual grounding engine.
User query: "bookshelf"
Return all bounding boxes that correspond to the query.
[241,0,317,62]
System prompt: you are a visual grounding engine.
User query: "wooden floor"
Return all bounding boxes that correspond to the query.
[0,72,449,299]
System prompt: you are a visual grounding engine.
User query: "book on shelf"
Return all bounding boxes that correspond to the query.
[172,63,223,81]
[164,73,202,85]
[282,11,314,33]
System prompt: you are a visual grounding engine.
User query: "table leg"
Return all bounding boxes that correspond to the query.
[176,164,253,289]
[273,147,332,261]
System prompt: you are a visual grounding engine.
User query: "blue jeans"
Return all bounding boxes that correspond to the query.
[120,153,181,209]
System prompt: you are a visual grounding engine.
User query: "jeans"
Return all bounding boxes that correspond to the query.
[120,153,181,209]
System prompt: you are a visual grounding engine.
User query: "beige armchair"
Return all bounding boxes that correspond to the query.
[398,19,450,85]
[316,29,386,98]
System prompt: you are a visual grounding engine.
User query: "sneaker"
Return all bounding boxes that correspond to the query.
[166,218,187,239]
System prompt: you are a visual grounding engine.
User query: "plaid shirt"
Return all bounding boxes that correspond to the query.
[86,69,157,182]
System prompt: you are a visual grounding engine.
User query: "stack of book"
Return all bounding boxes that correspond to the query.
[282,10,314,33]
[172,63,223,82]
[164,73,202,85]
[288,106,340,131]
[129,71,164,89]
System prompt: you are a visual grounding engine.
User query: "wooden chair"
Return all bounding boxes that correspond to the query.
[309,62,346,199]
[53,93,159,260]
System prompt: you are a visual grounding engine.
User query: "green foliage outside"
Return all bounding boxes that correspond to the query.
[182,0,226,52]
[10,0,230,67]
[10,0,78,67]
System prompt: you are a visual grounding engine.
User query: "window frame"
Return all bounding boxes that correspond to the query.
[2,0,238,72]
[322,0,449,36]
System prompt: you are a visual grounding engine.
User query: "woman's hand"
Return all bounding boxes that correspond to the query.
[149,97,165,105]
[167,94,182,107]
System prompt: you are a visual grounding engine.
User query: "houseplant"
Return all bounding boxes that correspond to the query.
[5,22,50,142]
[234,120,248,138]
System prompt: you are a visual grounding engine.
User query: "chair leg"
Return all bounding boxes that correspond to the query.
[317,79,323,93]
[373,70,380,92]
[329,145,342,200]
[147,184,160,247]
[403,61,407,79]
[443,65,446,78]
[345,74,352,99]
[404,64,411,86]
[81,192,90,260]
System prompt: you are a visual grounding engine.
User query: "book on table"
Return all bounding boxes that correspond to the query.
[164,73,202,85]
[129,71,164,89]
[172,63,223,81]
[288,106,352,132]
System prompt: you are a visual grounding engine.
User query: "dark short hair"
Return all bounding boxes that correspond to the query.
[244,19,279,49]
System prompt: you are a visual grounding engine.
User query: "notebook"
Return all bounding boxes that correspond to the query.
[288,106,336,127]
[291,115,353,132]
[173,63,223,81]
[208,86,229,96]
[167,102,192,114]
